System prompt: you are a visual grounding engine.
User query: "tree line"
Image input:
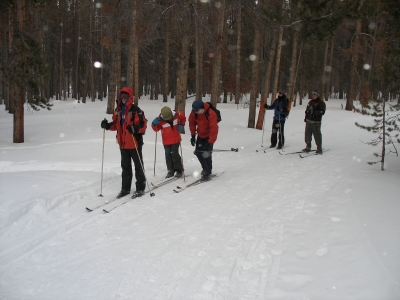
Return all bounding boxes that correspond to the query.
[1,0,399,143]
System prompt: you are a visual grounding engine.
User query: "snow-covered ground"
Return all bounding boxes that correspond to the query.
[0,95,399,300]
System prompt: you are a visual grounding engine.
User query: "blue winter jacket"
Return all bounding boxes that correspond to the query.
[267,96,288,121]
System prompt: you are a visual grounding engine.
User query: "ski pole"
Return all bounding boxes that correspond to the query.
[131,134,155,197]
[153,131,157,176]
[179,142,186,182]
[99,123,106,197]
[195,148,239,153]
[261,106,266,147]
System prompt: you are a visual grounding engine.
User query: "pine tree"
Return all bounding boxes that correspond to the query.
[355,96,400,170]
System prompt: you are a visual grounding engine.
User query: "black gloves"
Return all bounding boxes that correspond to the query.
[126,125,135,134]
[101,119,111,130]
[264,104,270,109]
[130,105,140,113]
[191,135,196,147]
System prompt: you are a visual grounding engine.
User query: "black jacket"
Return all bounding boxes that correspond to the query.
[305,97,326,122]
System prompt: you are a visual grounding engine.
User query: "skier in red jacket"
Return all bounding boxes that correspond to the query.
[101,87,147,199]
[188,100,219,181]
[151,106,186,178]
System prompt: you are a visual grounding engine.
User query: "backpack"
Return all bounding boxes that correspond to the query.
[205,102,222,123]
[130,108,148,134]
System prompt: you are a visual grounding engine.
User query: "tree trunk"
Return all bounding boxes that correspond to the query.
[256,34,278,129]
[8,8,15,114]
[271,25,284,102]
[234,0,242,105]
[175,34,190,113]
[195,15,203,101]
[133,0,140,104]
[126,0,136,92]
[346,0,364,111]
[163,16,170,103]
[210,0,226,107]
[321,40,329,101]
[287,27,299,106]
[14,0,26,143]
[248,26,261,129]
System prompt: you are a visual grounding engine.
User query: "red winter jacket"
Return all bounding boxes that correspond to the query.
[151,111,186,145]
[188,102,219,144]
[109,87,146,149]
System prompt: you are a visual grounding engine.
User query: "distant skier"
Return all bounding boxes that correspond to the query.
[303,90,326,154]
[189,100,219,181]
[264,90,289,150]
[100,87,147,199]
[151,106,186,178]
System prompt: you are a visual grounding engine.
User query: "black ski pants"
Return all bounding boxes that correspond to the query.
[164,143,183,174]
[305,121,322,151]
[270,119,285,147]
[194,137,213,175]
[120,148,146,192]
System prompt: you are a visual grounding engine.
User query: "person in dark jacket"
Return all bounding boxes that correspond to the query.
[151,106,186,178]
[303,90,326,154]
[100,87,147,199]
[264,90,289,149]
[188,100,219,181]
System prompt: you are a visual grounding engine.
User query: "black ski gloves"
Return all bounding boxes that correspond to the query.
[101,119,111,130]
[191,134,196,147]
[126,125,135,134]
[264,104,270,109]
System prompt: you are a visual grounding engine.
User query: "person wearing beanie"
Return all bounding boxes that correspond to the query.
[264,90,289,150]
[100,87,148,199]
[189,100,219,181]
[151,106,186,178]
[303,90,326,154]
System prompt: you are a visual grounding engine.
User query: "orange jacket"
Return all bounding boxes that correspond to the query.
[151,111,186,145]
[109,87,146,149]
[188,102,219,144]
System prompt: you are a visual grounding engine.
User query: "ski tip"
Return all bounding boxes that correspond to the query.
[173,189,180,193]
[86,207,93,212]
[103,209,109,213]
[150,192,155,197]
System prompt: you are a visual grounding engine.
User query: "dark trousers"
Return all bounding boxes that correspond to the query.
[120,148,146,192]
[194,137,213,175]
[305,121,322,151]
[270,120,285,146]
[164,143,183,173]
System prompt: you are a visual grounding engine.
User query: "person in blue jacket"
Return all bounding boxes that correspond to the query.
[264,90,289,150]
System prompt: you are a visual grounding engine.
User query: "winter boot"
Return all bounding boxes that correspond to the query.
[201,174,211,181]
[131,190,145,199]
[302,145,311,152]
[269,144,276,148]
[175,171,183,178]
[315,149,323,155]
[277,144,283,150]
[117,190,130,199]
[165,172,174,178]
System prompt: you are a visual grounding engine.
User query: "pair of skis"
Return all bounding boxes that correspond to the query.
[173,172,224,193]
[278,149,329,158]
[86,175,187,213]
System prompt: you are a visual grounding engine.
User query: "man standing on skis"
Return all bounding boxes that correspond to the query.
[151,106,186,178]
[189,100,219,181]
[100,87,147,199]
[303,90,326,154]
[264,90,289,150]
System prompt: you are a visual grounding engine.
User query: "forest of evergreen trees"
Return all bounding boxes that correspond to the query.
[0,0,399,142]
